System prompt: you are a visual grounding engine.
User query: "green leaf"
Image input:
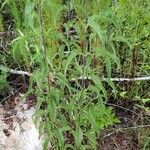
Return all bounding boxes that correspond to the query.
[55,128,65,148]
[63,50,78,75]
[87,17,105,44]
[91,74,107,99]
[48,99,57,123]
[120,91,127,97]
[56,72,72,93]
[73,127,83,147]
[113,35,132,49]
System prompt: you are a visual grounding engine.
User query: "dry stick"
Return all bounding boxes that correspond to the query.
[102,124,150,139]
[105,102,139,116]
[0,31,11,37]
[1,65,150,81]
[71,76,150,81]
[0,66,31,76]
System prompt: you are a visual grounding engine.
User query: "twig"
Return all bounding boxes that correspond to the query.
[0,66,31,76]
[0,31,16,38]
[71,76,150,81]
[1,65,150,81]
[103,77,150,81]
[106,102,139,116]
[103,124,150,139]
[120,124,150,130]
[0,87,23,104]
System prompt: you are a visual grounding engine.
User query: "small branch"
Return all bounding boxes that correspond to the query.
[120,124,150,130]
[0,31,16,38]
[106,102,139,116]
[0,66,31,76]
[0,65,150,81]
[71,76,150,82]
[103,124,150,139]
[103,77,150,81]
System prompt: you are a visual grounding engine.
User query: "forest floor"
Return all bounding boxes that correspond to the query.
[99,98,150,149]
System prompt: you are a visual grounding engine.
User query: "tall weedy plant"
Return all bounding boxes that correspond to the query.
[1,0,149,149]
[0,0,118,149]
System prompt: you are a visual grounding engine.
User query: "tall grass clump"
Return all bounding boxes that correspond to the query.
[0,0,150,149]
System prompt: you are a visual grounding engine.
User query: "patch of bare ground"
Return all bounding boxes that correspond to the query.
[98,98,150,150]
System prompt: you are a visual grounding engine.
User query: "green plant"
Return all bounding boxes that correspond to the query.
[0,0,150,149]
[0,70,8,94]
